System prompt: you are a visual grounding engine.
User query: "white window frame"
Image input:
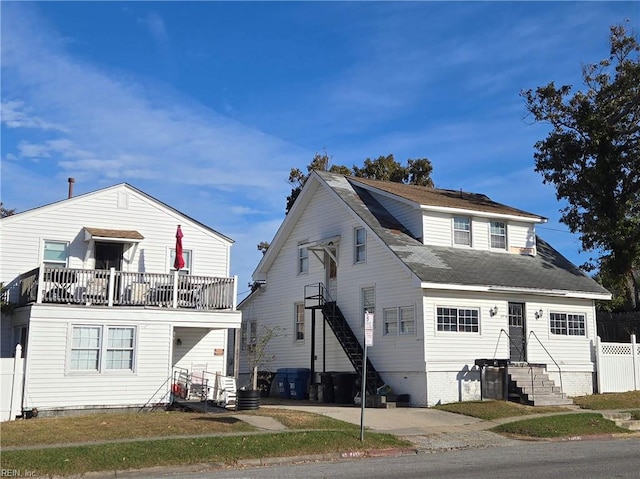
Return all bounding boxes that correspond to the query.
[294,303,305,341]
[490,221,507,250]
[68,325,138,373]
[70,325,101,372]
[382,305,416,336]
[298,247,309,275]
[436,307,480,333]
[43,240,69,268]
[354,227,366,263]
[106,327,136,370]
[453,217,471,246]
[361,286,375,326]
[170,248,192,274]
[549,312,586,336]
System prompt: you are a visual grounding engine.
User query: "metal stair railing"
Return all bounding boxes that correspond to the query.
[304,283,384,394]
[527,330,563,393]
[496,329,536,403]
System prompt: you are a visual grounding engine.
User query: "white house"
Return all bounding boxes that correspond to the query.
[0,182,241,419]
[238,171,610,407]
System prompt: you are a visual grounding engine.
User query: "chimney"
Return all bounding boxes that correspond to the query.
[68,177,75,199]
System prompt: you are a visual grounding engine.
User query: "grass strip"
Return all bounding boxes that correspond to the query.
[433,400,569,420]
[0,411,256,447]
[572,391,640,410]
[491,413,632,438]
[0,431,410,477]
[240,408,359,430]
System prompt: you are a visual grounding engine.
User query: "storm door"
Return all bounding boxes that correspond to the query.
[508,302,526,362]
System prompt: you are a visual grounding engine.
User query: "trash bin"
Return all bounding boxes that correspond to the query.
[319,372,335,403]
[332,372,359,404]
[288,368,311,400]
[275,368,291,399]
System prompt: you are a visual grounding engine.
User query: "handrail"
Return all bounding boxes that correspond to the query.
[496,328,525,361]
[527,330,563,392]
[138,374,172,412]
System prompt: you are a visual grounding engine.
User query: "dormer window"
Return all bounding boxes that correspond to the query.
[490,221,507,250]
[453,217,471,246]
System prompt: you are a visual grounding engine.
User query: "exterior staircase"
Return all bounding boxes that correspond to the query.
[320,301,385,395]
[601,412,640,431]
[508,364,573,406]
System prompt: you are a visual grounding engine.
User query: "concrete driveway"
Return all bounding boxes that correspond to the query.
[261,402,488,436]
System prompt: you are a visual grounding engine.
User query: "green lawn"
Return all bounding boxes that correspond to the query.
[433,400,570,420]
[491,413,632,438]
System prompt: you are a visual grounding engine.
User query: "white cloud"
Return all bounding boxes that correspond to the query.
[139,12,168,45]
[1,100,68,132]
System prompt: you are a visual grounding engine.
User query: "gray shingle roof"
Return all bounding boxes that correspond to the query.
[317,171,609,296]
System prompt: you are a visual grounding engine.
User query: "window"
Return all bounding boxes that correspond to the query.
[399,306,415,335]
[354,227,366,263]
[490,221,507,249]
[383,306,416,336]
[249,321,257,345]
[170,249,192,274]
[106,327,135,370]
[383,308,398,335]
[453,217,471,246]
[437,307,479,332]
[298,247,309,274]
[70,325,137,372]
[295,303,305,341]
[550,312,586,336]
[43,240,68,268]
[70,326,101,370]
[240,322,247,351]
[361,287,375,326]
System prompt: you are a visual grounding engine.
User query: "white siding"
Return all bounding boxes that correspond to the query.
[172,327,227,376]
[240,185,425,399]
[472,217,489,250]
[508,221,536,252]
[367,191,422,239]
[422,291,597,405]
[0,185,231,293]
[20,305,234,412]
[422,211,451,246]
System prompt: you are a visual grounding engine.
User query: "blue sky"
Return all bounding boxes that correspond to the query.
[2,1,638,299]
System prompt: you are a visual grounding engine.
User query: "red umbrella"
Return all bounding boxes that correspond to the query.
[174,225,185,270]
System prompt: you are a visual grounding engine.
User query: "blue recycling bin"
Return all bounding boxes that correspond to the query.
[275,368,291,399]
[288,368,311,400]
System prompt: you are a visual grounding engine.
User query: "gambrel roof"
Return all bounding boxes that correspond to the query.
[316,171,609,298]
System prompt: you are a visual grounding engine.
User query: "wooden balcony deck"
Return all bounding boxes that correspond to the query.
[7,267,237,311]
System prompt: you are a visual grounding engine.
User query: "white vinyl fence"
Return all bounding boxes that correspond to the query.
[1,345,24,421]
[596,334,640,393]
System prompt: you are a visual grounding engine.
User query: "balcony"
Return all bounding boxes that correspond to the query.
[5,267,237,311]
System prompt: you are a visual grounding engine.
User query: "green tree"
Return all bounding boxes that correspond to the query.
[521,23,640,310]
[285,152,435,213]
[1,203,16,218]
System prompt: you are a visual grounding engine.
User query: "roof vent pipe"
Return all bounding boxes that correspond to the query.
[68,177,75,199]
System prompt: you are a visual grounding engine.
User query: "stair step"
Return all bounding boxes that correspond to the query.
[531,397,574,406]
[602,412,632,421]
[617,420,640,431]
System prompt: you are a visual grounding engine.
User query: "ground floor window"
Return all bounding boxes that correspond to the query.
[383,306,416,335]
[69,325,136,372]
[437,307,479,333]
[550,312,586,336]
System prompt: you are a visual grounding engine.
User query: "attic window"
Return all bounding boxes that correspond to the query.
[354,227,366,263]
[490,221,507,250]
[453,217,471,246]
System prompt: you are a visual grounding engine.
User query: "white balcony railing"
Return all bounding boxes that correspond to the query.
[11,267,237,311]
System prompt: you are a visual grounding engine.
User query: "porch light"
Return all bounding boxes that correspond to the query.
[489,306,498,317]
[534,309,544,319]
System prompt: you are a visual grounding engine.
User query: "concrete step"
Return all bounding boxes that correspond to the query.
[601,412,640,431]
[602,412,632,421]
[517,385,563,394]
[532,397,574,406]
